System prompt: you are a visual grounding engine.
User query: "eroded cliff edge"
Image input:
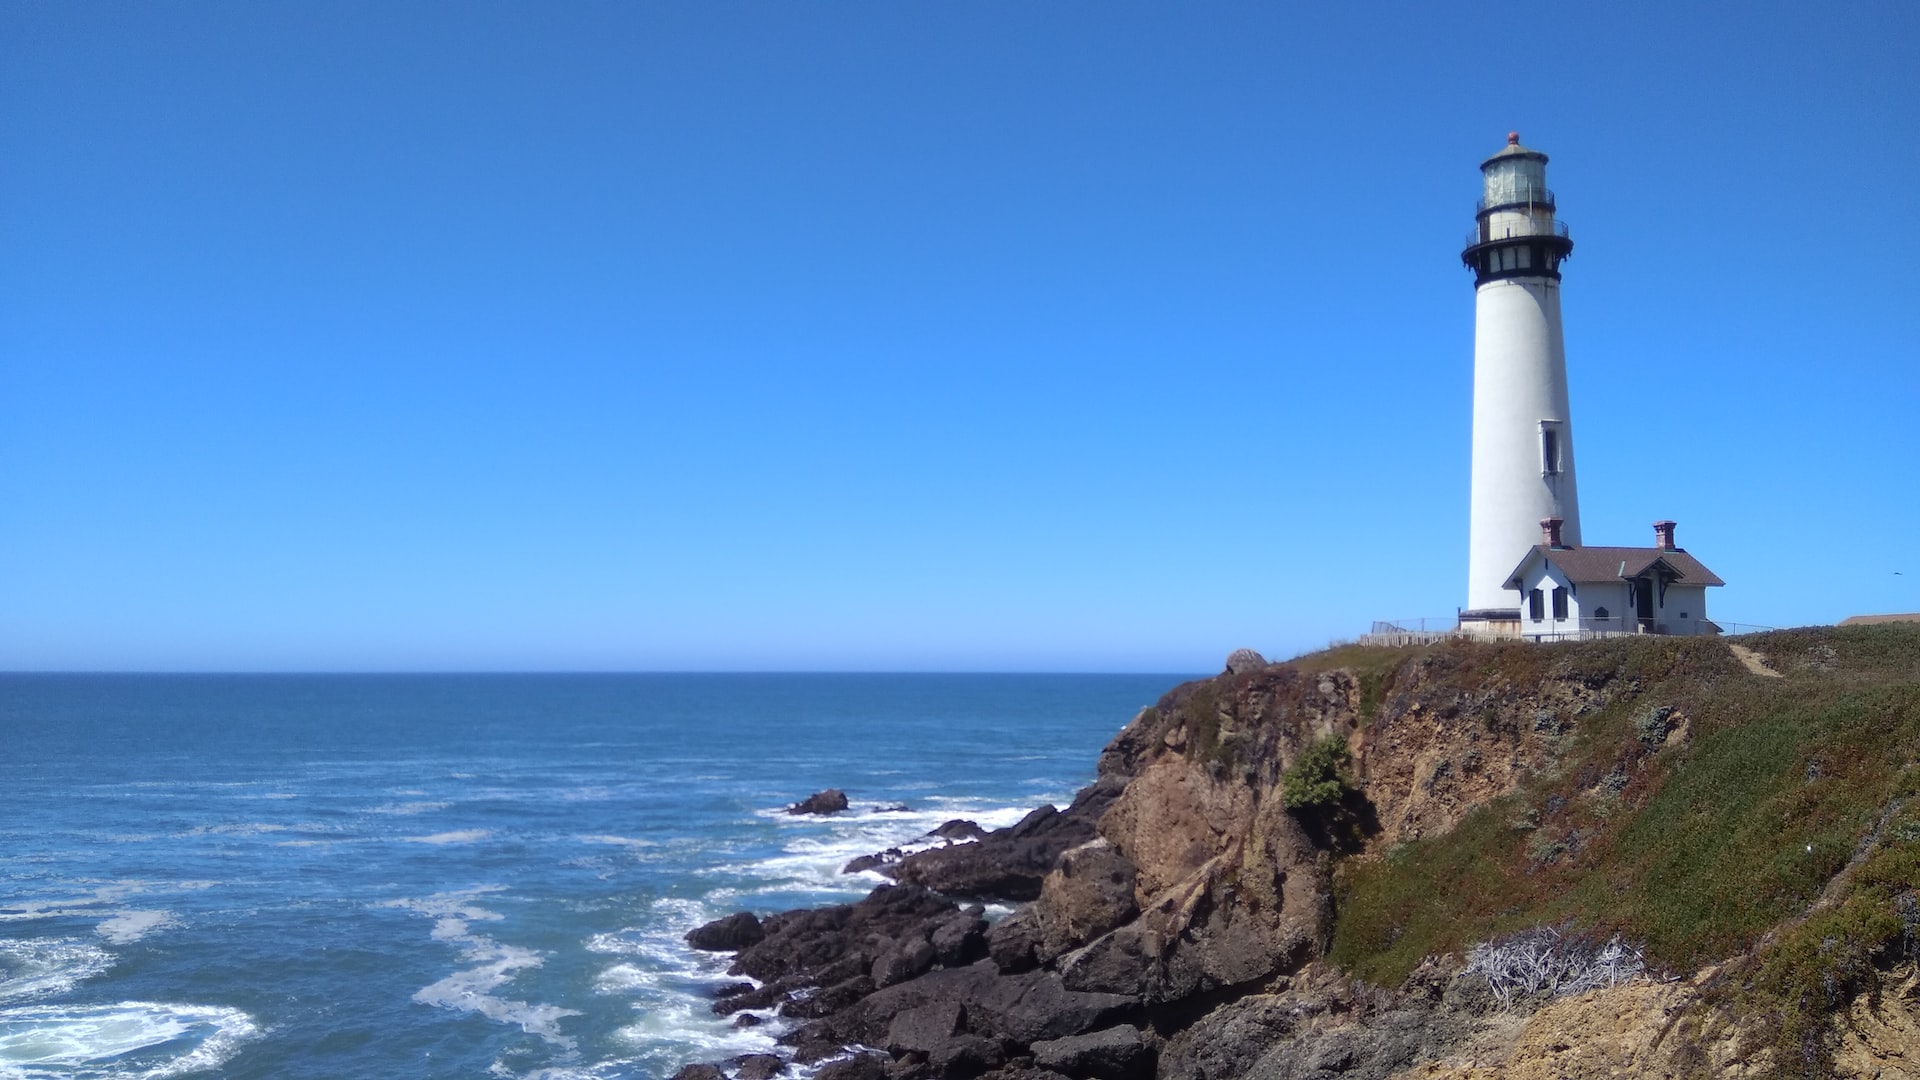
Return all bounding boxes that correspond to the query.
[684,625,1920,1080]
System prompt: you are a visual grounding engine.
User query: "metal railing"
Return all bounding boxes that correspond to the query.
[1353,616,1780,647]
[1358,617,1460,646]
[1464,218,1572,250]
[1519,617,1753,642]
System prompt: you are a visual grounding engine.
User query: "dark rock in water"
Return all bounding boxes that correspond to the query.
[779,1020,848,1064]
[788,789,851,815]
[669,1066,726,1080]
[686,911,765,951]
[731,1011,764,1028]
[874,803,911,813]
[1224,647,1268,675]
[785,974,877,1019]
[843,847,903,874]
[813,1053,890,1080]
[885,776,1125,901]
[730,884,959,986]
[929,818,987,842]
[1030,1024,1150,1079]
[711,980,754,999]
[730,1053,785,1080]
[713,981,785,1016]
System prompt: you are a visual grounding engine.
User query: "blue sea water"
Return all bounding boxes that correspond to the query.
[0,673,1186,1079]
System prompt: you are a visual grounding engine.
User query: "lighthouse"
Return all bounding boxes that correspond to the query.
[1460,133,1580,636]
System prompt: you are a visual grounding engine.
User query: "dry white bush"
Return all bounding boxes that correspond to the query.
[1463,926,1645,1009]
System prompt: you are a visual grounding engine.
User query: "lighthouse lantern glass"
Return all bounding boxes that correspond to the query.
[1484,157,1546,207]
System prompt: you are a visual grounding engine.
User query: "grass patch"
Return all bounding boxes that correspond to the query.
[1325,625,1920,1022]
[1289,643,1426,723]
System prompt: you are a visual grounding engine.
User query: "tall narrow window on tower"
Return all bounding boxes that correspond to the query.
[1540,424,1562,475]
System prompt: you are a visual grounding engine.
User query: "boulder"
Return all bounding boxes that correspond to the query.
[871,933,937,988]
[886,776,1124,901]
[730,885,958,985]
[961,969,1138,1046]
[687,911,765,951]
[930,818,988,842]
[930,1034,1007,1075]
[731,1053,785,1080]
[885,999,964,1054]
[669,1066,726,1080]
[1029,1025,1149,1079]
[1033,839,1138,962]
[714,981,785,1016]
[928,910,989,967]
[789,789,851,815]
[985,908,1043,974]
[844,848,904,874]
[813,1053,889,1080]
[1225,648,1268,675]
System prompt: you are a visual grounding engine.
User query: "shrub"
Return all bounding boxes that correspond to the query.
[1464,926,1646,1009]
[1284,735,1353,811]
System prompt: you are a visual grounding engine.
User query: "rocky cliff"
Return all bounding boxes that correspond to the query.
[682,625,1920,1080]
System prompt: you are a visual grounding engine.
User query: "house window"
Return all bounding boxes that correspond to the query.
[1593,606,1610,620]
[1528,588,1545,621]
[1552,587,1568,620]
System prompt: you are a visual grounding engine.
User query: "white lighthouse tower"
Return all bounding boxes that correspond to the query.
[1460,133,1580,635]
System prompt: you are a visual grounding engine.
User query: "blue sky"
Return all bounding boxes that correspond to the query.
[4,2,1915,672]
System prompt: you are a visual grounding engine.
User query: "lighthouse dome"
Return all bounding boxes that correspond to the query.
[1481,131,1550,168]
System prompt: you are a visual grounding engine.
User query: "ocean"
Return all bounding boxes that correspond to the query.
[0,673,1186,1079]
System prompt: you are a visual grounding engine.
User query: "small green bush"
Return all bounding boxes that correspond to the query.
[1284,735,1353,810]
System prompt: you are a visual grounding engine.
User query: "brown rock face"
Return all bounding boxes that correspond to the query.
[1033,839,1138,963]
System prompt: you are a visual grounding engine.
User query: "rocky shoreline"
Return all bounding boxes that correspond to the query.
[671,631,1920,1079]
[672,650,1416,1080]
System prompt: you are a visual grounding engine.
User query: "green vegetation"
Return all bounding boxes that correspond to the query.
[1291,642,1428,723]
[1316,625,1920,1077]
[1283,734,1354,810]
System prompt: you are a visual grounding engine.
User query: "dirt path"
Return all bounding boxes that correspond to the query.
[1728,643,1782,678]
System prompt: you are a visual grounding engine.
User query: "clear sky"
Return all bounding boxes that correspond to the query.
[4,2,1915,672]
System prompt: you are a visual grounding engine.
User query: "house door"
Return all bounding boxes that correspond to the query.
[1634,578,1655,632]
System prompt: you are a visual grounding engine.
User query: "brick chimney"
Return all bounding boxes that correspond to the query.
[1541,517,1566,549]
[1653,520,1677,551]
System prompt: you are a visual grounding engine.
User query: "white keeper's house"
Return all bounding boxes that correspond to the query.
[1456,134,1725,640]
[1504,518,1724,639]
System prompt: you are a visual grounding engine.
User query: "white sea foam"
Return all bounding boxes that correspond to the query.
[0,939,115,1003]
[384,888,581,1049]
[401,829,492,845]
[95,911,178,945]
[0,1001,256,1079]
[576,835,657,850]
[184,822,291,837]
[368,801,450,815]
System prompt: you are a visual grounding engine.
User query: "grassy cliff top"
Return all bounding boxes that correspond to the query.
[1309,624,1920,1069]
